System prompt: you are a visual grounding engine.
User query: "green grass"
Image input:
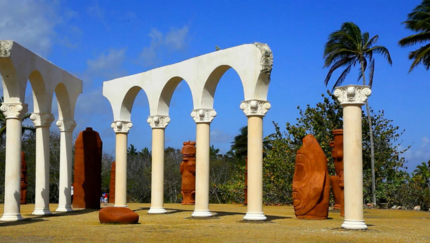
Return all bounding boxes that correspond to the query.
[0,203,429,242]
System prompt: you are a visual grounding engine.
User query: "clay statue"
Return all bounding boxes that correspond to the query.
[73,127,103,209]
[20,151,28,205]
[109,161,116,204]
[292,134,330,219]
[180,141,196,205]
[244,157,248,205]
[329,129,344,217]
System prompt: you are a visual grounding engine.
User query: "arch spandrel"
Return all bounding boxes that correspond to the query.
[156,76,194,116]
[118,86,150,121]
[27,70,49,113]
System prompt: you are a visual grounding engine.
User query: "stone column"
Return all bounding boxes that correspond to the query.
[0,103,28,221]
[56,120,76,212]
[111,121,132,207]
[334,85,371,230]
[147,115,170,214]
[191,109,216,217]
[30,113,55,215]
[240,100,271,221]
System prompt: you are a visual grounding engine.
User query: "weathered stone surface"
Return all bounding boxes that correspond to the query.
[99,207,139,224]
[109,161,116,204]
[20,151,28,205]
[180,141,196,205]
[73,127,103,209]
[329,129,344,217]
[293,134,330,220]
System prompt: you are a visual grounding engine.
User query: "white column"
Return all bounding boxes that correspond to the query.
[55,120,76,212]
[191,109,216,217]
[147,115,170,214]
[30,113,55,215]
[240,100,271,221]
[0,103,28,221]
[334,85,371,230]
[111,121,132,207]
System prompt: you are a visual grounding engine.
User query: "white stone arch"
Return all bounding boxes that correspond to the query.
[103,42,273,220]
[0,41,82,221]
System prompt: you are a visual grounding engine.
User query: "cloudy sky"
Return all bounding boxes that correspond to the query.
[0,0,428,172]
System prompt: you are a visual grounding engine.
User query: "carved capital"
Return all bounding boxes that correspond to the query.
[254,42,273,75]
[30,113,54,127]
[0,103,28,119]
[334,85,371,106]
[240,100,271,117]
[147,116,170,129]
[111,121,133,133]
[191,109,217,123]
[56,120,76,132]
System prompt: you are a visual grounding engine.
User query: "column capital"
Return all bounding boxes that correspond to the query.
[240,100,271,117]
[111,121,133,133]
[56,120,76,132]
[334,85,371,106]
[147,115,170,129]
[191,109,217,123]
[30,113,55,127]
[0,103,28,119]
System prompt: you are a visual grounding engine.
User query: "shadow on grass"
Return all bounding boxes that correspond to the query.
[238,214,291,224]
[0,218,46,227]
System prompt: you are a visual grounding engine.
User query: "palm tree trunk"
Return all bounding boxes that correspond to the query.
[360,60,376,205]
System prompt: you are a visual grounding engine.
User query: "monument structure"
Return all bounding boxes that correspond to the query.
[292,134,330,220]
[73,127,103,209]
[0,40,82,221]
[329,129,344,216]
[334,85,371,230]
[20,152,28,205]
[180,141,196,205]
[103,43,272,220]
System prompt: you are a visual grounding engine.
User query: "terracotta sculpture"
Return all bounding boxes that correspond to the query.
[99,207,139,224]
[109,161,116,204]
[244,157,248,205]
[73,127,103,209]
[180,141,196,205]
[329,129,344,217]
[292,134,330,219]
[20,152,28,205]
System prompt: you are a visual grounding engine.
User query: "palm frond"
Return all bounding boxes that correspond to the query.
[368,46,393,65]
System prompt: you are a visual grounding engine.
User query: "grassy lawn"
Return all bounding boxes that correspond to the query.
[0,203,429,242]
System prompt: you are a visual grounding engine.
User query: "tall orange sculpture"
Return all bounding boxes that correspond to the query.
[293,134,330,219]
[73,127,103,209]
[244,157,248,206]
[329,129,344,217]
[20,152,28,205]
[109,161,116,204]
[180,141,196,205]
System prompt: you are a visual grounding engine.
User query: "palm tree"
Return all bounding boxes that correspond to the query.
[413,161,430,190]
[399,0,430,72]
[323,22,392,205]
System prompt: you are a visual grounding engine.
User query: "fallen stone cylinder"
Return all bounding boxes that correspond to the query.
[99,207,139,224]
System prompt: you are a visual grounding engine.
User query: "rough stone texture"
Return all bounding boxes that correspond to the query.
[329,129,344,217]
[20,151,28,205]
[293,134,330,220]
[73,127,103,209]
[99,207,139,224]
[109,162,116,204]
[180,141,196,205]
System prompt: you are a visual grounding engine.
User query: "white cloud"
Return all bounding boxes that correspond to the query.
[140,26,189,68]
[0,0,60,57]
[87,2,108,29]
[402,136,430,171]
[82,48,127,84]
[211,129,233,143]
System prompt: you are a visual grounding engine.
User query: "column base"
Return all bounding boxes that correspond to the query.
[32,209,52,216]
[191,210,212,217]
[244,212,267,221]
[55,207,73,212]
[148,207,167,214]
[114,205,127,208]
[0,213,23,222]
[341,219,367,230]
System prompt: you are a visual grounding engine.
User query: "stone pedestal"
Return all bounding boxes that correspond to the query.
[240,100,270,221]
[334,85,371,230]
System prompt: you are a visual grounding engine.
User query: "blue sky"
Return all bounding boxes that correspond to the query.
[0,0,428,171]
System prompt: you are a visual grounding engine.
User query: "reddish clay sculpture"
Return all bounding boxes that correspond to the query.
[109,161,116,204]
[20,151,28,205]
[99,207,139,224]
[180,141,196,205]
[244,157,248,206]
[329,129,344,217]
[293,134,330,220]
[73,127,103,209]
